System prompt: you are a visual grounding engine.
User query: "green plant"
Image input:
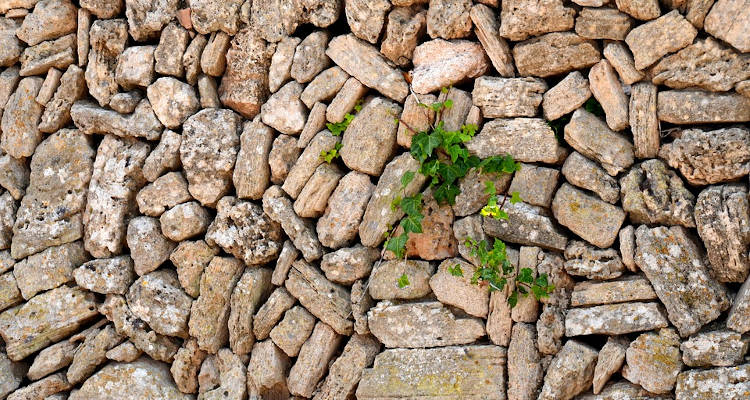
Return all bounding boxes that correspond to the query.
[325,100,362,136]
[397,273,410,288]
[320,142,342,163]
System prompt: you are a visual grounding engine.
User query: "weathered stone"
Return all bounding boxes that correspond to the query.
[0,286,98,360]
[676,364,750,399]
[13,241,87,299]
[189,256,244,354]
[624,82,660,159]
[227,268,272,356]
[183,34,207,85]
[0,193,13,252]
[576,7,634,40]
[499,0,574,41]
[126,217,175,276]
[0,271,21,312]
[19,33,76,76]
[625,10,698,70]
[345,0,390,44]
[566,302,668,336]
[73,256,134,296]
[253,288,296,341]
[635,225,730,337]
[170,338,206,394]
[681,329,748,367]
[593,337,629,394]
[472,76,546,118]
[35,67,62,105]
[38,65,84,133]
[298,102,327,149]
[71,100,164,141]
[397,94,436,148]
[357,346,506,399]
[327,34,408,101]
[124,0,179,41]
[114,45,155,90]
[271,241,298,286]
[314,334,381,400]
[470,4,514,77]
[320,245,379,285]
[615,0,660,20]
[0,18,22,67]
[261,81,308,135]
[288,322,342,398]
[286,260,352,335]
[247,0,299,43]
[11,130,93,260]
[436,86,473,131]
[453,169,511,217]
[170,240,218,299]
[198,355,219,393]
[269,134,300,185]
[282,131,341,198]
[571,275,657,306]
[70,358,191,400]
[507,323,543,400]
[616,226,636,273]
[269,305,315,357]
[317,171,374,249]
[391,192,458,260]
[561,152,619,204]
[695,185,750,283]
[539,340,598,400]
[564,108,634,176]
[67,324,123,384]
[198,348,246,400]
[542,71,591,121]
[468,118,567,163]
[359,153,427,247]
[246,340,291,399]
[589,60,629,131]
[660,127,750,185]
[196,73,218,109]
[153,22,188,77]
[6,372,71,400]
[507,164,558,208]
[327,77,368,123]
[622,329,683,394]
[369,259,434,300]
[704,0,750,52]
[603,42,644,85]
[143,131,181,182]
[26,340,75,380]
[136,174,191,221]
[513,32,601,77]
[368,301,485,348]
[232,120,273,200]
[552,184,626,248]
[268,36,300,93]
[1,77,42,158]
[190,0,242,35]
[85,19,127,106]
[300,66,349,108]
[430,258,489,317]
[218,29,274,118]
[426,0,472,39]
[380,6,426,67]
[16,0,76,46]
[76,7,91,66]
[262,186,323,262]
[351,279,374,335]
[0,155,27,202]
[484,200,568,251]
[146,77,199,129]
[127,270,191,339]
[563,241,624,280]
[411,39,488,94]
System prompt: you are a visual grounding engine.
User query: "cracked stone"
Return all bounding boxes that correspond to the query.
[620,159,696,227]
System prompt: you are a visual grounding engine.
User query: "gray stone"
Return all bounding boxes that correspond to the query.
[676,365,750,399]
[620,159,695,227]
[143,130,181,182]
[190,0,242,35]
[154,22,188,77]
[513,32,601,77]
[426,0,473,39]
[368,301,485,348]
[317,171,374,249]
[484,200,568,251]
[0,271,21,312]
[561,152,619,204]
[198,75,221,108]
[437,86,473,131]
[0,18,22,66]
[299,102,327,148]
[183,34,207,85]
[453,169,512,217]
[499,0,574,41]
[537,305,566,356]
[127,269,192,339]
[170,338,206,394]
[603,42,644,85]
[282,131,341,199]
[71,100,164,141]
[564,108,634,176]
[85,19,127,106]
[39,65,85,133]
[233,119,273,200]
[380,6,426,67]
[124,0,179,41]
[575,7,634,40]
[470,4,515,77]
[136,172,191,217]
[287,322,342,398]
[271,241,298,286]
[622,329,683,394]
[13,241,88,299]
[589,59,629,131]
[262,186,323,262]
[345,0,390,43]
[146,77,199,129]
[35,67,62,105]
[268,36,299,93]
[314,334,381,400]
[430,258,489,317]
[26,340,75,381]
[625,10,698,70]
[468,118,567,163]
[0,154,28,201]
[19,33,76,76]
[16,0,76,46]
[629,82,659,158]
[552,184,626,248]
[170,240,218,298]
[615,0,660,20]
[300,66,349,108]
[115,45,155,90]
[565,302,669,336]
[508,164,558,208]
[571,275,657,306]
[620,225,637,272]
[539,340,598,400]
[507,323,543,400]
[369,259,434,300]
[253,288,296,341]
[411,38,488,94]
[74,256,134,295]
[564,241,624,280]
[0,193,15,250]
[660,90,750,123]
[327,77,368,124]
[321,245,380,285]
[269,305,315,357]
[6,372,70,399]
[269,134,300,185]
[681,329,748,367]
[67,324,124,384]
[635,225,730,337]
[542,71,591,121]
[70,358,191,400]
[704,0,750,52]
[340,97,401,175]
[285,260,352,335]
[246,340,290,399]
[472,76,547,118]
[351,279,374,335]
[218,29,274,118]
[228,268,272,355]
[260,81,308,135]
[593,337,629,394]
[197,348,246,400]
[0,77,42,158]
[126,217,175,276]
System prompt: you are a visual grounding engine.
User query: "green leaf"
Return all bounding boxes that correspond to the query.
[400,214,423,234]
[433,182,461,205]
[354,100,363,113]
[400,171,415,188]
[510,191,522,205]
[386,233,408,259]
[397,273,410,288]
[400,194,422,216]
[517,268,534,284]
[484,180,496,196]
[508,291,518,308]
[443,99,453,109]
[390,196,402,211]
[441,87,449,94]
[448,264,464,277]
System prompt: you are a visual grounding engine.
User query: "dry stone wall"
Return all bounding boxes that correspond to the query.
[0,0,747,399]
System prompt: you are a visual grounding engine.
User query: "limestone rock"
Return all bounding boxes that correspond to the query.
[0,77,43,158]
[453,169,511,217]
[170,338,206,394]
[320,245,380,285]
[620,159,695,227]
[564,241,624,280]
[85,19,127,106]
[271,241,299,286]
[127,270,191,339]
[314,334,381,400]
[345,0,390,44]
[507,323,543,400]
[425,0,472,39]
[126,217,175,276]
[269,134,300,185]
[589,60,629,131]
[200,32,230,77]
[0,351,27,397]
[380,6,426,67]
[26,340,75,381]
[704,0,750,52]
[16,0,76,46]
[19,33,76,76]
[39,64,85,133]
[539,340,598,400]
[628,82,660,158]
[635,225,730,337]
[268,36,299,93]
[71,99,164,141]
[146,77,199,129]
[513,32,601,77]
[0,18,22,67]
[695,184,750,283]
[368,301,485,348]
[542,71,591,121]
[0,272,21,312]
[396,92,435,146]
[327,77,368,123]
[103,341,142,363]
[269,305,315,357]
[246,340,290,399]
[74,256,135,295]
[197,348,246,400]
[564,108,634,176]
[253,288,296,341]
[261,81,308,135]
[154,22,188,77]
[262,186,323,262]
[681,329,748,367]
[218,28,274,119]
[622,329,683,394]
[136,172,191,217]
[603,42,644,85]
[571,275,657,306]
[6,372,71,399]
[115,45,155,90]
[499,0,574,41]
[575,7,634,40]
[300,66,349,108]
[472,76,546,118]
[676,364,750,399]
[287,322,342,398]
[484,200,568,251]
[561,152,619,204]
[664,90,750,123]
[508,164,558,208]
[170,240,218,298]
[285,260,352,335]
[282,131,341,199]
[593,337,629,394]
[227,268,272,355]
[468,118,567,163]
[351,280,374,335]
[70,358,191,400]
[340,97,401,175]
[430,258,489,317]
[67,324,124,384]
[143,130,181,182]
[317,171,374,249]
[13,241,88,300]
[411,38,488,94]
[369,259,434,300]
[552,184,626,248]
[625,10,698,70]
[615,0,660,20]
[0,153,27,202]
[190,0,242,35]
[565,302,669,336]
[124,0,179,42]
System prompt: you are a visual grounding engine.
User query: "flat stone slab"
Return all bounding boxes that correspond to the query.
[565,302,669,336]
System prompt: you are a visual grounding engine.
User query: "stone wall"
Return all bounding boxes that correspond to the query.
[0,0,748,399]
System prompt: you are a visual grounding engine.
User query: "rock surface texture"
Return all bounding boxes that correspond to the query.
[0,1,745,399]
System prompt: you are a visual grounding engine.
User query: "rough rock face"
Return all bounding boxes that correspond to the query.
[499,0,574,41]
[411,38,488,94]
[70,358,192,400]
[539,340,598,400]
[513,32,601,77]
[622,329,683,394]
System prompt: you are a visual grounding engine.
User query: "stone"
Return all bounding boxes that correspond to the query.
[146,77,199,129]
[357,345,506,399]
[253,288,296,340]
[74,256,134,296]
[660,127,750,184]
[487,282,512,344]
[170,338,206,394]
[704,0,750,52]
[218,29,274,118]
[189,257,244,354]
[327,78,368,124]
[269,306,315,357]
[571,275,657,306]
[552,184,626,248]
[539,340,598,400]
[269,134,300,185]
[368,301,485,348]
[564,241,624,280]
[468,118,567,163]
[71,100,164,141]
[484,200,569,251]
[262,186,324,262]
[369,259,434,300]
[507,323,543,400]
[561,152,619,204]
[380,6,426,67]
[16,0,76,46]
[260,82,307,135]
[198,355,219,393]
[19,33,76,76]
[351,280,374,335]
[0,286,98,360]
[472,76,546,118]
[508,164,559,208]
[453,169,511,218]
[615,0,660,20]
[0,77,42,158]
[620,159,696,227]
[513,32,601,77]
[190,0,242,35]
[26,340,75,380]
[499,0,574,41]
[268,36,299,93]
[299,102,327,148]
[411,39,488,94]
[626,11,698,70]
[317,171,374,249]
[124,0,179,41]
[231,121,273,201]
[0,272,21,312]
[180,109,241,206]
[425,0,472,39]
[288,322,342,398]
[125,217,174,275]
[326,34,409,102]
[39,65,85,133]
[593,337,629,394]
[246,340,291,399]
[286,260,352,335]
[542,71,591,120]
[321,245,379,285]
[143,131,182,182]
[0,154,27,201]
[0,18,22,67]
[340,98,401,175]
[681,329,748,367]
[0,67,20,114]
[136,172,191,217]
[651,38,750,92]
[436,86,473,130]
[154,22,188,77]
[676,364,750,399]
[127,270,192,339]
[622,329,683,394]
[6,372,71,399]
[576,8,634,40]
[115,46,155,90]
[76,7,91,66]
[564,108,634,176]
[282,131,341,199]
[196,74,219,107]
[85,19,127,106]
[271,241,298,286]
[345,0,390,43]
[392,192,458,260]
[430,258,489,317]
[628,82,660,158]
[470,4,514,77]
[170,240,218,298]
[12,130,94,260]
[35,67,62,105]
[67,324,124,384]
[198,348,246,400]
[695,185,750,283]
[565,302,668,336]
[300,66,349,108]
[227,268,272,355]
[396,93,436,147]
[70,358,191,400]
[635,225,730,337]
[247,0,299,43]
[0,194,14,251]
[183,34,207,85]
[619,226,637,272]
[589,60,629,131]
[603,42,644,85]
[314,334,381,400]
[13,241,88,299]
